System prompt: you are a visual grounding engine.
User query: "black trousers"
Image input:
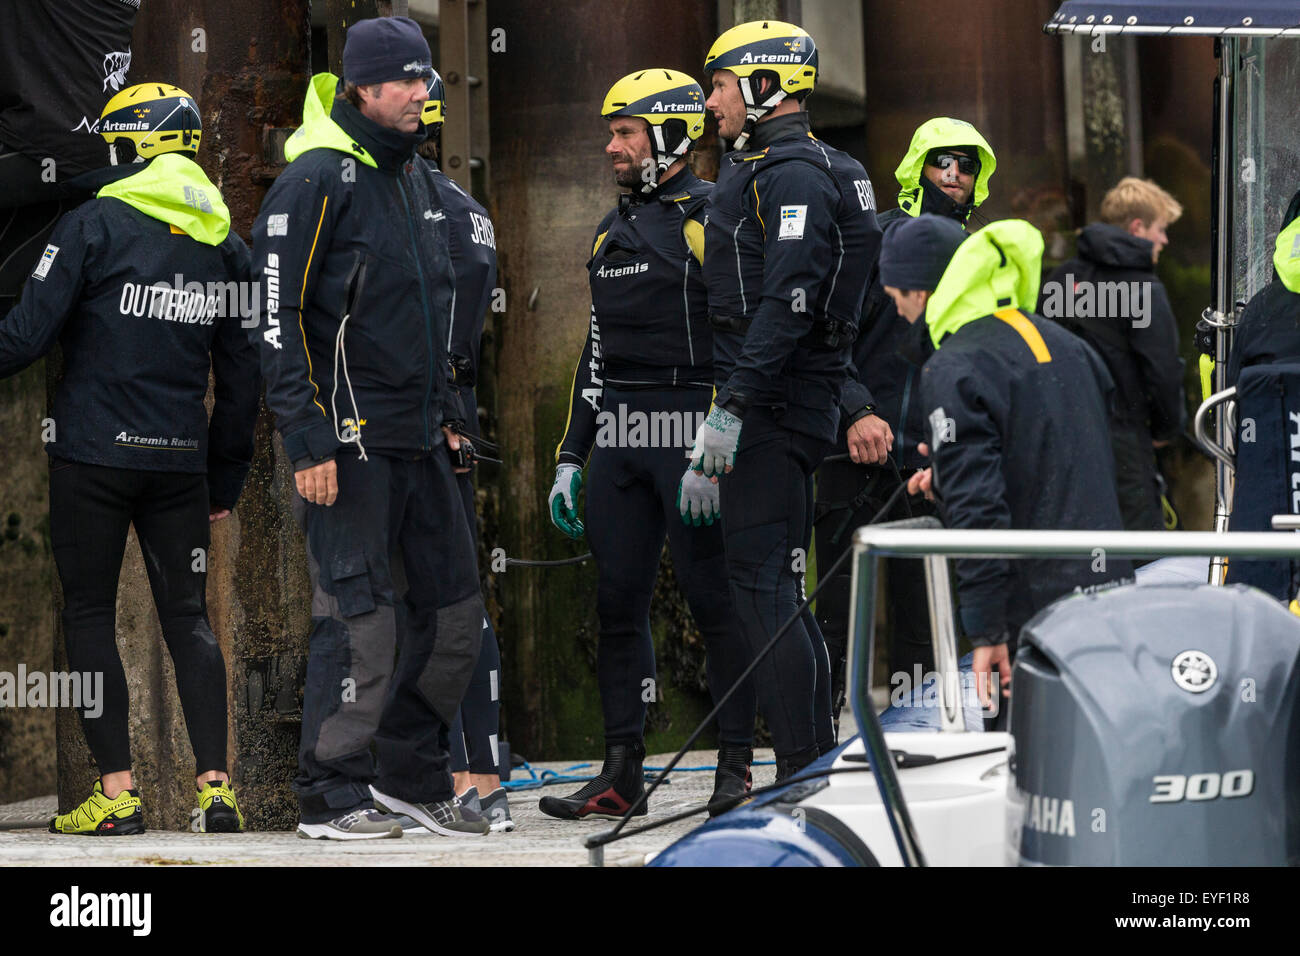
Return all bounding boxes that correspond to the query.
[585,385,756,747]
[293,452,485,823]
[814,458,932,721]
[448,452,502,776]
[719,408,834,764]
[1111,420,1164,532]
[49,459,227,776]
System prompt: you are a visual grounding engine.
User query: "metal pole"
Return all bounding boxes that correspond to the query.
[921,553,962,732]
[852,527,1300,562]
[439,0,472,188]
[847,546,928,867]
[1208,37,1237,585]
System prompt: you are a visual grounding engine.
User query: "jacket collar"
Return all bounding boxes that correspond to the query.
[1077,223,1154,271]
[330,97,427,174]
[748,111,812,151]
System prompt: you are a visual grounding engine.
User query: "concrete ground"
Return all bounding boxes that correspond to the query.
[0,746,780,867]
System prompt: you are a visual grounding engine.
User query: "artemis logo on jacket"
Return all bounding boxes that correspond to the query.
[594,262,648,279]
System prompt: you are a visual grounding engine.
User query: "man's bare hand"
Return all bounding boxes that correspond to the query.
[907,441,936,500]
[209,509,231,523]
[847,414,893,465]
[972,643,1012,710]
[907,467,936,501]
[296,460,338,506]
[443,426,470,474]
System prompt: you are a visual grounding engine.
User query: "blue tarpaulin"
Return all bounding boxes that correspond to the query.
[1045,1,1300,35]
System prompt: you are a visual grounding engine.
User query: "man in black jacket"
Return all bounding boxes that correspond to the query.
[1226,190,1300,386]
[248,17,488,840]
[691,20,881,779]
[0,83,258,834]
[886,216,1132,711]
[415,72,513,832]
[816,117,996,725]
[1039,177,1186,531]
[540,68,756,820]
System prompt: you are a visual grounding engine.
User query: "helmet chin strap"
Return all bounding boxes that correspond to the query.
[639,123,691,196]
[732,75,787,150]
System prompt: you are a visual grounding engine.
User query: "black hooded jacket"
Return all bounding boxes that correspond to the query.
[841,180,971,470]
[921,313,1132,640]
[250,87,462,467]
[0,156,259,509]
[1227,193,1300,387]
[705,113,881,444]
[1038,223,1185,441]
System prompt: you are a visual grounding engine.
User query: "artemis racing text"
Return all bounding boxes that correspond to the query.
[263,253,281,348]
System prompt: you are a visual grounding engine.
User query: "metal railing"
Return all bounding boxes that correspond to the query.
[846,526,1300,868]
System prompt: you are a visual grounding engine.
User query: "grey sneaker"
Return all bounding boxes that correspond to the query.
[456,786,482,815]
[480,787,515,832]
[370,785,489,837]
[390,813,431,835]
[296,807,403,841]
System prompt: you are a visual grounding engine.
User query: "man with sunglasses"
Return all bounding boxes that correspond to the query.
[816,118,996,729]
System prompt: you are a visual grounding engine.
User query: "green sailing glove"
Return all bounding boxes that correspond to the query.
[548,463,585,539]
[677,467,721,527]
[689,404,743,478]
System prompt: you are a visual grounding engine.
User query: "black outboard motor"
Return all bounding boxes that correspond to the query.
[1009,583,1300,865]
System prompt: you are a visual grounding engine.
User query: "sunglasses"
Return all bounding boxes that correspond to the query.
[928,151,979,176]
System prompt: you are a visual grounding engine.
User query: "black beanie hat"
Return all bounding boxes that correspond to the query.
[879,214,968,292]
[343,16,433,87]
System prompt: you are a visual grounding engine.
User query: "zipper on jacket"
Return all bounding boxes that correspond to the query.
[396,173,435,450]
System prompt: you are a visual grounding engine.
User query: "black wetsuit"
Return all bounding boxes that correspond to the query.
[704,113,881,770]
[557,167,754,748]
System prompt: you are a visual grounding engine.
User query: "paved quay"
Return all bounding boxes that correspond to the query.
[0,746,781,867]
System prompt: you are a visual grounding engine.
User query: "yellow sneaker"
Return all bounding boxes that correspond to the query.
[49,780,144,835]
[196,780,244,832]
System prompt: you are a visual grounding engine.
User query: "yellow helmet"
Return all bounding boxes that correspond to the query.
[99,83,202,163]
[421,70,445,127]
[704,20,817,148]
[602,69,705,193]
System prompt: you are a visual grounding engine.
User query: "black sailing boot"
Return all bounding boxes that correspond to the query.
[538,741,647,820]
[774,746,819,784]
[707,745,754,817]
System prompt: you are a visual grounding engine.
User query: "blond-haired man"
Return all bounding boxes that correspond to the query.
[1038,177,1186,532]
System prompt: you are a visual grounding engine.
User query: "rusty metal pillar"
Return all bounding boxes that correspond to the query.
[53,0,314,831]
[487,0,718,757]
